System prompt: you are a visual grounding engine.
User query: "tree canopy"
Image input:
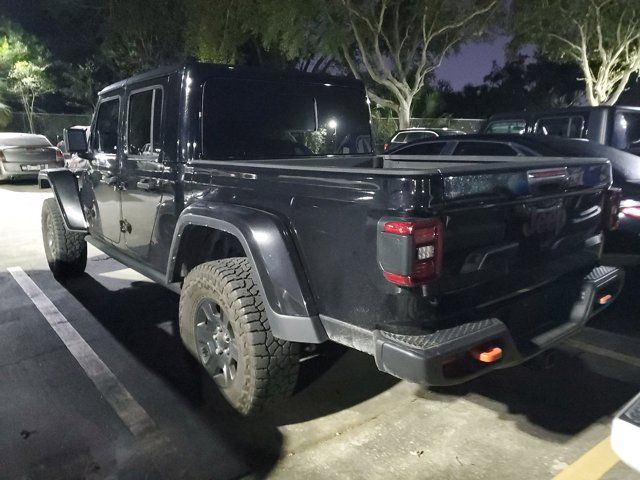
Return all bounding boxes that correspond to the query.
[512,0,640,106]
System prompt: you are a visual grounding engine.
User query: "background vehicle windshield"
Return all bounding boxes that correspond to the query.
[201,78,372,159]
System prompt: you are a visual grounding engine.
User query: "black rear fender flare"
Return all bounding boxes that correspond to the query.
[167,203,327,344]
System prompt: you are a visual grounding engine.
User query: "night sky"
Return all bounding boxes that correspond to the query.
[437,36,508,90]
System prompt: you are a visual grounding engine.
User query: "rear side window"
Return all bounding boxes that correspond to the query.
[391,132,407,143]
[535,116,584,138]
[397,142,446,155]
[127,88,163,155]
[612,112,640,155]
[405,131,437,142]
[201,78,372,159]
[92,98,120,154]
[453,142,517,156]
[485,120,526,134]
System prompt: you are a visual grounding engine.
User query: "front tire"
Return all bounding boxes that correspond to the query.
[41,198,87,278]
[179,257,300,415]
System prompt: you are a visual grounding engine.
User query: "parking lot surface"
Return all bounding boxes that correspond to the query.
[1,182,639,479]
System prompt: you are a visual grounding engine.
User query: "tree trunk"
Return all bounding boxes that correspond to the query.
[397,98,412,130]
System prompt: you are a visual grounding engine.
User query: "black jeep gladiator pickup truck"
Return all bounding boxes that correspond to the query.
[42,62,624,414]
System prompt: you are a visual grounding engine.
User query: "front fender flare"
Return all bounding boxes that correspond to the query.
[43,168,87,232]
[167,203,327,343]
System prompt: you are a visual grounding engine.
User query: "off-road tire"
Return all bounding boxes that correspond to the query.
[41,198,87,278]
[179,257,300,415]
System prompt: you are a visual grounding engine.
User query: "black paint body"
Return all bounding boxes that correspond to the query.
[48,62,623,385]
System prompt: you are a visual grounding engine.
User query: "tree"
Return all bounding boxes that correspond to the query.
[512,0,640,106]
[8,60,52,132]
[336,0,498,128]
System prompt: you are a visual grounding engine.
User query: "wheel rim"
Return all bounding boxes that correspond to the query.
[195,299,239,388]
[46,213,56,257]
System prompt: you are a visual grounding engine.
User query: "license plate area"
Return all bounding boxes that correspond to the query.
[21,165,45,171]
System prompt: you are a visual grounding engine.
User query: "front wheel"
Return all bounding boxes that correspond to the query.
[179,257,300,415]
[41,198,87,278]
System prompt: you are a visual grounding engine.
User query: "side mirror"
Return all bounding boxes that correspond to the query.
[64,127,88,154]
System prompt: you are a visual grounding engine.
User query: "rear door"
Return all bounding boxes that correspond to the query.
[120,83,168,262]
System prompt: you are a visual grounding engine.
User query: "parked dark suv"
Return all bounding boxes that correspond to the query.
[483,105,640,155]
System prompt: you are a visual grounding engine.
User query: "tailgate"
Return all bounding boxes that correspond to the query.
[429,156,611,308]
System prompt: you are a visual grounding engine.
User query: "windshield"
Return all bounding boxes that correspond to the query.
[201,78,372,159]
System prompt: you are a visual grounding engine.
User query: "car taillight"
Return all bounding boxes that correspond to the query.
[603,188,622,230]
[55,148,64,163]
[383,143,388,151]
[621,201,640,220]
[378,218,443,287]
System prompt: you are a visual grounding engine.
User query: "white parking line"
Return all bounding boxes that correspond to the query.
[8,266,157,438]
[566,338,640,369]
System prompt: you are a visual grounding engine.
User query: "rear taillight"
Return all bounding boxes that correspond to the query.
[378,218,443,287]
[603,188,622,230]
[383,143,388,151]
[55,148,64,163]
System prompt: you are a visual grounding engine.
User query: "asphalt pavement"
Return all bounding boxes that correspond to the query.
[1,181,639,480]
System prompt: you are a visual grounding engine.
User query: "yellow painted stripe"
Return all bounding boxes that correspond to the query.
[554,437,619,480]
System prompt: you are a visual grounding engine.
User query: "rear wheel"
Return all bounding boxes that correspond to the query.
[41,198,87,278]
[179,257,300,415]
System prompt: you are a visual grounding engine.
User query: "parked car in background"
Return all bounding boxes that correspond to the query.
[384,127,466,151]
[612,392,640,473]
[482,106,640,155]
[0,132,63,182]
[383,134,640,251]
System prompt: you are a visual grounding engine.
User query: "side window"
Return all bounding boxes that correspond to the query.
[453,141,517,156]
[612,112,640,154]
[127,88,163,156]
[485,120,526,134]
[92,98,120,154]
[535,116,584,138]
[399,142,446,155]
[392,132,407,143]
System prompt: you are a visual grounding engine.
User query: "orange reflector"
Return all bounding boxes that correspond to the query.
[598,294,613,305]
[471,346,503,363]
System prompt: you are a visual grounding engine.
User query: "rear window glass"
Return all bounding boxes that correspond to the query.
[0,134,51,147]
[391,132,407,143]
[535,116,584,138]
[396,142,446,155]
[484,120,526,134]
[201,78,372,159]
[612,112,640,155]
[453,141,517,156]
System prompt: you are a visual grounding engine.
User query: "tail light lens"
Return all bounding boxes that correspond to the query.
[383,143,388,151]
[378,218,443,287]
[603,188,622,230]
[55,148,64,163]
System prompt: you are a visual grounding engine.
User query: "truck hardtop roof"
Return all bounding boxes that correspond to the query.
[99,61,364,97]
[488,105,640,121]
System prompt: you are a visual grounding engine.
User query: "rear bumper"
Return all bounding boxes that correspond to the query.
[0,161,49,181]
[372,265,624,385]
